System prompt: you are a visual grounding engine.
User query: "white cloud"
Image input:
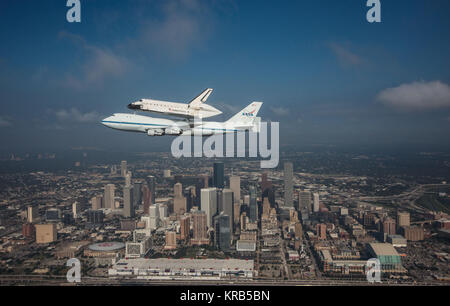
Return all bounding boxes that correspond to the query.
[377,81,450,111]
[0,117,12,127]
[134,0,217,59]
[53,108,100,123]
[59,31,128,89]
[270,106,290,116]
[329,43,364,66]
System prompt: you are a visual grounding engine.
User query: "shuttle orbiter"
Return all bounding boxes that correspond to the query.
[127,88,222,119]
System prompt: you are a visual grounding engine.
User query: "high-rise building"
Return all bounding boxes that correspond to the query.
[133,182,143,209]
[316,223,327,240]
[249,185,258,222]
[163,169,171,178]
[121,160,127,177]
[35,224,57,244]
[401,226,424,241]
[27,205,38,223]
[104,184,115,209]
[142,185,152,215]
[294,222,303,240]
[229,176,241,204]
[91,195,103,210]
[213,162,224,188]
[86,210,104,228]
[123,185,134,218]
[149,204,160,230]
[45,208,61,221]
[174,183,187,215]
[233,202,241,226]
[262,197,271,220]
[22,223,35,239]
[313,193,320,212]
[180,216,190,240]
[72,202,81,219]
[240,212,248,231]
[284,162,294,207]
[201,188,218,228]
[146,175,156,204]
[299,191,311,213]
[383,217,396,236]
[221,189,234,234]
[214,212,231,250]
[164,231,177,250]
[261,173,272,194]
[191,210,209,245]
[125,171,132,187]
[397,212,410,228]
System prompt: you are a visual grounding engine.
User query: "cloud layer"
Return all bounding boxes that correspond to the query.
[0,117,12,127]
[53,108,101,123]
[329,43,364,67]
[378,81,450,111]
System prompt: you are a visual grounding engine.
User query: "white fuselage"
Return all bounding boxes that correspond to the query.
[128,99,222,119]
[101,113,255,136]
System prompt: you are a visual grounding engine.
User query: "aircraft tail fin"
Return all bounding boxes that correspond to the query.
[226,102,263,126]
[189,88,213,109]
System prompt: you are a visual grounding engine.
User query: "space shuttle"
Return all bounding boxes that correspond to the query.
[127,88,222,119]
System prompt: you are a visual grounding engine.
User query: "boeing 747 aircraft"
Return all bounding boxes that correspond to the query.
[102,102,262,136]
[127,88,222,119]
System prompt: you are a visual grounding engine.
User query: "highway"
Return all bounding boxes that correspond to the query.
[0,274,446,286]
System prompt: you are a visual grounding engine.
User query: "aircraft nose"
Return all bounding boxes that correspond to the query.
[128,103,141,110]
[101,116,114,127]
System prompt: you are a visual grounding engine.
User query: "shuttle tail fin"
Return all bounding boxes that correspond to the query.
[189,88,213,109]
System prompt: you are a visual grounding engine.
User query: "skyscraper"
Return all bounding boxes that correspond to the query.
[27,205,38,223]
[229,176,241,204]
[213,162,224,188]
[221,189,234,234]
[313,192,320,212]
[174,183,187,215]
[133,182,143,209]
[383,217,396,236]
[91,195,103,210]
[299,191,311,213]
[125,171,132,187]
[180,216,190,240]
[201,188,218,228]
[191,210,209,245]
[214,212,231,250]
[142,185,152,215]
[146,175,156,204]
[123,185,134,218]
[284,162,293,207]
[397,212,410,228]
[72,202,81,219]
[121,160,127,177]
[249,185,258,222]
[316,223,327,240]
[104,184,115,209]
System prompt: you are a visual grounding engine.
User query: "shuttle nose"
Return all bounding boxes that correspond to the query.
[128,103,141,110]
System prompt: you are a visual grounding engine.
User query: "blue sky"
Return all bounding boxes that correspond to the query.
[1,0,450,153]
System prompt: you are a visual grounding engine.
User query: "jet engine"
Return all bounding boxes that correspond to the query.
[147,129,164,136]
[165,127,182,135]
